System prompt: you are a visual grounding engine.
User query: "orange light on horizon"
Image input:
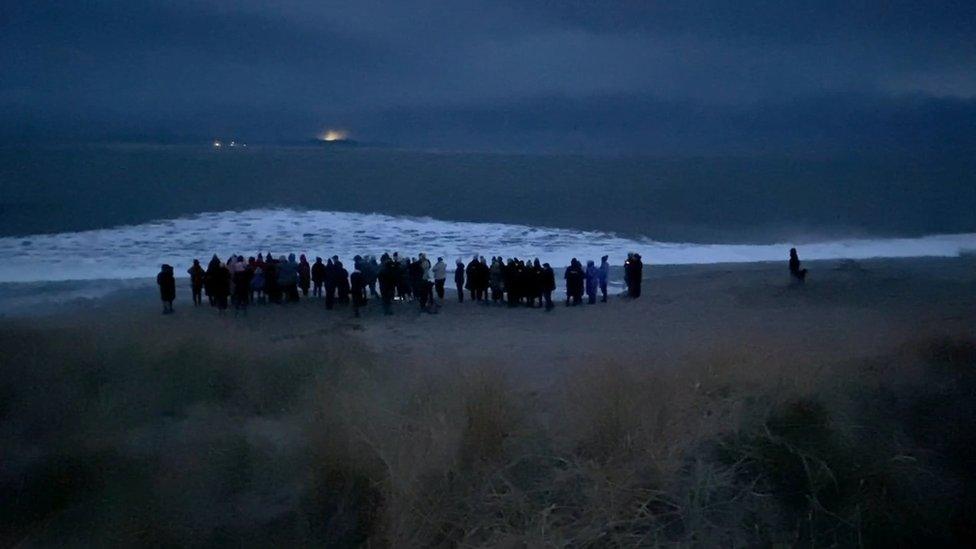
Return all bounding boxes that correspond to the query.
[320,129,348,142]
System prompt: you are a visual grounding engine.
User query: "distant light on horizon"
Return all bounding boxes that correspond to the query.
[320,129,349,142]
[213,140,221,148]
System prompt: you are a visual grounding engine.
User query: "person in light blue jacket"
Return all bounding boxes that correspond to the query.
[585,260,599,305]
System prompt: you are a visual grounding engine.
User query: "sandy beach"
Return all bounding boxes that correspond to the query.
[2,256,975,545]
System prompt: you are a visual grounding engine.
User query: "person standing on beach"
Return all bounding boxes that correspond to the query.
[628,254,643,298]
[378,254,397,315]
[298,254,311,297]
[465,255,480,301]
[598,255,610,302]
[365,255,379,297]
[311,257,326,297]
[336,259,351,303]
[455,259,465,302]
[205,254,221,306]
[157,264,176,314]
[214,262,231,314]
[565,258,585,306]
[541,262,556,310]
[187,259,205,306]
[789,248,808,283]
[585,260,599,304]
[350,265,367,317]
[433,257,447,299]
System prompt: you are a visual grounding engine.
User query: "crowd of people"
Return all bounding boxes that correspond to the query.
[155,251,646,316]
[155,248,807,315]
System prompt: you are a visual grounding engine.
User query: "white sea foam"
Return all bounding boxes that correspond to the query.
[1,209,974,282]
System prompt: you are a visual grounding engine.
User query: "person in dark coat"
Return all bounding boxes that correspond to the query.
[213,262,231,314]
[264,255,280,304]
[585,260,599,304]
[298,254,311,296]
[187,259,205,306]
[455,259,465,303]
[541,263,556,311]
[564,258,585,306]
[465,256,480,301]
[350,266,367,317]
[378,254,397,315]
[157,264,176,314]
[365,256,379,297]
[789,248,807,283]
[232,257,252,314]
[628,253,643,298]
[204,254,221,306]
[311,257,326,297]
[598,255,610,303]
[324,258,337,309]
[336,259,350,303]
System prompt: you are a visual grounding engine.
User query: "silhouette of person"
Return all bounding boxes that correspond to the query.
[598,255,610,302]
[789,248,808,283]
[564,258,585,306]
[433,257,447,299]
[585,260,599,304]
[157,264,176,314]
[350,266,367,317]
[214,261,231,313]
[187,259,205,306]
[298,254,311,296]
[205,254,221,306]
[311,257,326,297]
[455,259,465,302]
[378,254,397,315]
[541,263,556,311]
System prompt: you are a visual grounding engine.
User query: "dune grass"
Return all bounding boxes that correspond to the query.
[1,319,974,546]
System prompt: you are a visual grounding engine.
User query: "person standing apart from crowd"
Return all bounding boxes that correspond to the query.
[598,255,610,303]
[789,248,808,283]
[157,264,176,314]
[187,259,205,306]
[433,257,447,299]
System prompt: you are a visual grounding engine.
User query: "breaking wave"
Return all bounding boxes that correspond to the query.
[2,209,975,282]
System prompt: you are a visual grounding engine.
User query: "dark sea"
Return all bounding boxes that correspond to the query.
[1,144,974,281]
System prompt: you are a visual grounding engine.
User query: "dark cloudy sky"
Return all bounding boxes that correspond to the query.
[2,1,975,152]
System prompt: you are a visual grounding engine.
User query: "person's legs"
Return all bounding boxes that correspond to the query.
[457,285,464,302]
[600,281,608,302]
[435,279,445,299]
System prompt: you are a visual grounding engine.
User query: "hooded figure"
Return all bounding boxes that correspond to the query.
[157,264,176,314]
[585,260,599,304]
[489,257,504,303]
[277,255,299,302]
[187,259,205,306]
[598,255,610,302]
[213,262,231,312]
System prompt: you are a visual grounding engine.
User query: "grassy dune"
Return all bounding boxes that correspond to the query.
[2,315,974,546]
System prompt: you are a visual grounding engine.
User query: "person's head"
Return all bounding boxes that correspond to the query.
[543,262,551,269]
[315,256,322,263]
[587,260,595,267]
[457,258,463,265]
[534,258,541,267]
[601,255,609,262]
[327,258,333,266]
[300,254,307,261]
[192,259,200,266]
[790,247,797,257]
[437,256,443,262]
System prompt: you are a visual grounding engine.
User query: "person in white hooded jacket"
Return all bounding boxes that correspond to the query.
[432,257,447,299]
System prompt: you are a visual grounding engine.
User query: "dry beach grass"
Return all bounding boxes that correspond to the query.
[1,257,975,546]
